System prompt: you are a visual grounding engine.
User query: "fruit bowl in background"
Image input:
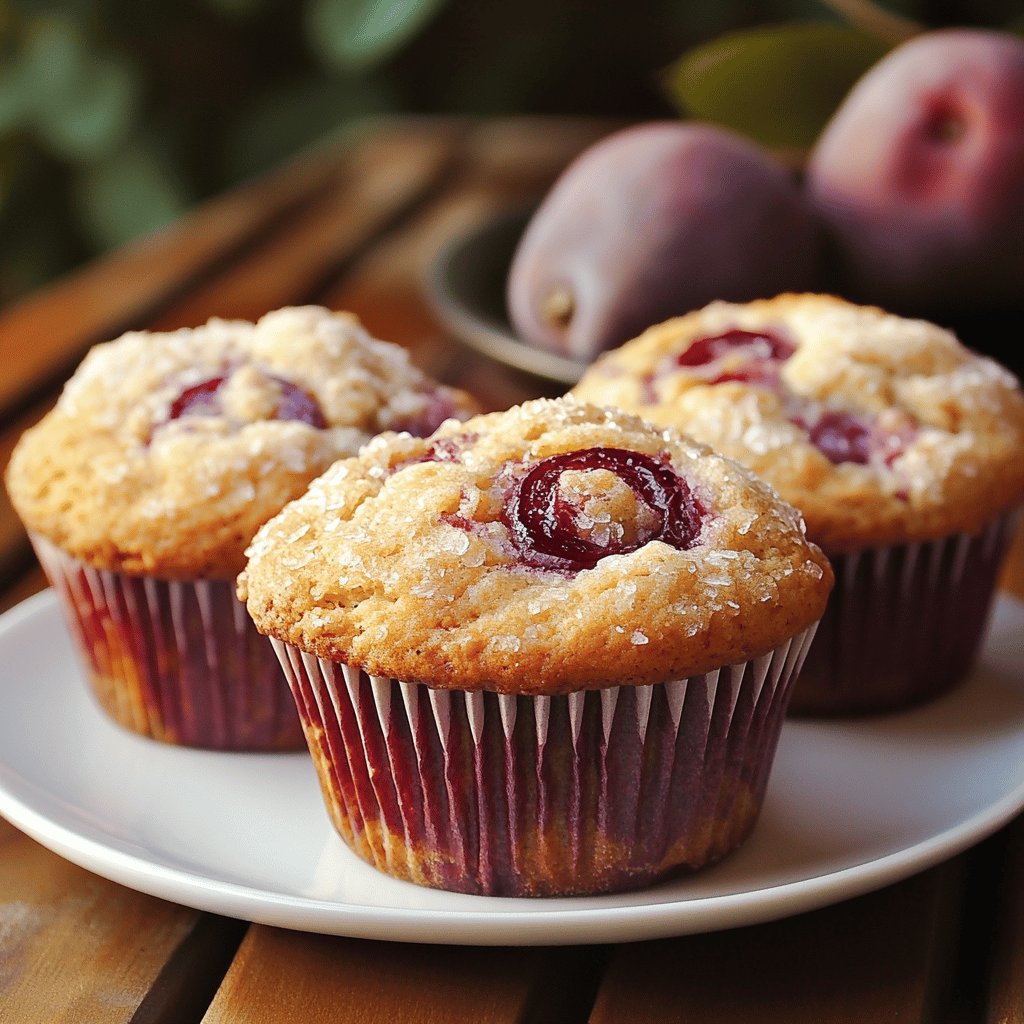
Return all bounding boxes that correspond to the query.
[430,24,1024,384]
[427,207,588,386]
[428,201,1024,384]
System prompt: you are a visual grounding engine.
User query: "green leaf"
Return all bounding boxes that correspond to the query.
[665,22,892,150]
[306,0,451,72]
[17,17,139,160]
[74,139,189,249]
[35,54,139,160]
[20,17,87,112]
[0,64,34,134]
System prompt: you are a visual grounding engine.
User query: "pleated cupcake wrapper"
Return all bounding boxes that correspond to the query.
[273,623,818,897]
[31,534,304,750]
[792,511,1019,716]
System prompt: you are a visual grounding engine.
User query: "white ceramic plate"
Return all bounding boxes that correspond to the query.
[1,590,1023,946]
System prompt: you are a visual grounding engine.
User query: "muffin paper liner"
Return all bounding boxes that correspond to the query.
[272,623,818,897]
[31,535,304,750]
[792,512,1019,717]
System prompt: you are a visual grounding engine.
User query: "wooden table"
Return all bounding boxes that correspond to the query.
[1,116,1023,1024]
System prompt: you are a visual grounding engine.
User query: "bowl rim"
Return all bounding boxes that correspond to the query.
[425,206,588,386]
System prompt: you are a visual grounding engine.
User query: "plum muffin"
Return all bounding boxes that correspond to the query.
[6,305,476,749]
[240,397,831,895]
[573,294,1024,714]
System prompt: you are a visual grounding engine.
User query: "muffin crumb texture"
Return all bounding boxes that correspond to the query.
[573,294,1024,550]
[6,306,475,576]
[242,398,832,693]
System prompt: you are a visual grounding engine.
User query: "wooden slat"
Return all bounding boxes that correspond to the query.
[588,864,961,1024]
[985,814,1024,1023]
[148,119,465,332]
[126,914,247,1024]
[201,926,603,1024]
[0,142,346,422]
[0,818,237,1024]
[459,117,618,188]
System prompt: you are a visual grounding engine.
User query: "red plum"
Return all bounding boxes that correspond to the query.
[807,29,1024,313]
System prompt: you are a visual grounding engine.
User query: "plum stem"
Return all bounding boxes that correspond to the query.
[541,287,575,331]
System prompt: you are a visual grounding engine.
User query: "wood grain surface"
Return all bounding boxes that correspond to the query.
[0,140,343,420]
[589,865,961,1024]
[0,116,1021,1024]
[147,120,468,334]
[0,818,210,1024]
[984,816,1024,1024]
[202,928,604,1024]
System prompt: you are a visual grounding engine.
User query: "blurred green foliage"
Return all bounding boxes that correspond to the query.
[665,1,1024,147]
[0,0,445,300]
[307,0,451,71]
[665,23,891,150]
[1,0,1021,302]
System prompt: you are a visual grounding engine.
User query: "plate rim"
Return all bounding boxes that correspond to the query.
[1,589,1023,946]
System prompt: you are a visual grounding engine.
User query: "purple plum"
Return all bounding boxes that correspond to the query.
[507,122,822,361]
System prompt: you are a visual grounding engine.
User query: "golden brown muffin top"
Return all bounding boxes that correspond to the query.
[573,294,1024,552]
[240,398,832,694]
[6,306,476,578]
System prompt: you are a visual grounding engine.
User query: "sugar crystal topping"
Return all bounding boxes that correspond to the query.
[9,306,476,576]
[239,397,833,692]
[572,296,1024,547]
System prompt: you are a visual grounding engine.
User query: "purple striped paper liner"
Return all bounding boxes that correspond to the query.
[31,534,304,751]
[792,511,1019,717]
[272,622,818,897]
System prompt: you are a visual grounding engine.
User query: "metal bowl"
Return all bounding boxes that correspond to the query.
[427,207,588,386]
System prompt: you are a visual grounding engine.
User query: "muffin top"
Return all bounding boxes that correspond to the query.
[573,294,1024,552]
[6,306,476,578]
[240,398,832,694]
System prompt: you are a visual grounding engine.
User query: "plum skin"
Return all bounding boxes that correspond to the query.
[507,122,822,361]
[806,29,1024,313]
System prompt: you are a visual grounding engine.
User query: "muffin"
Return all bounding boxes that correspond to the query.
[5,306,476,749]
[573,294,1024,715]
[240,397,832,895]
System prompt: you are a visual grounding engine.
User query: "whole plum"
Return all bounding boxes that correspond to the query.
[807,29,1024,313]
[507,122,822,361]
